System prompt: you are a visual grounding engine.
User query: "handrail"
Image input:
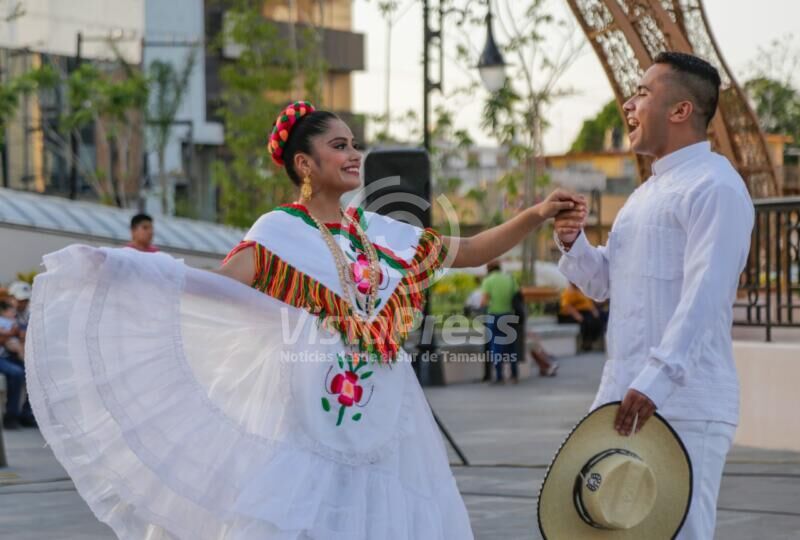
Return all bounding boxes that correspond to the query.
[734,199,800,341]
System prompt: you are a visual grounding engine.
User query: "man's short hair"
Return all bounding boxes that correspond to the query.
[654,51,721,128]
[131,213,153,229]
[487,260,501,273]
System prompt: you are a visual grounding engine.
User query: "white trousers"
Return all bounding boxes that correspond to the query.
[670,420,736,540]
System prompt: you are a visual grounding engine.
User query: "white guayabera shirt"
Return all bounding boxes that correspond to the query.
[557,141,754,424]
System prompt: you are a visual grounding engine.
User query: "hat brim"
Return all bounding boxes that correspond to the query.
[537,402,692,539]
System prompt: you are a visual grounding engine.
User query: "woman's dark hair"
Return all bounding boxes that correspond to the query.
[282,110,339,185]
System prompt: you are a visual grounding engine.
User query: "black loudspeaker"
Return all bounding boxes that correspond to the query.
[363,146,445,386]
[362,147,432,229]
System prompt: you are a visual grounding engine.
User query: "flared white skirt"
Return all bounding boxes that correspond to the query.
[25,246,472,540]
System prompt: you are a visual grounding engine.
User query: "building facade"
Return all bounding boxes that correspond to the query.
[0,0,364,221]
[0,1,144,200]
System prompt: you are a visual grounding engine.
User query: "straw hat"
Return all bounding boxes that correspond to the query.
[538,402,692,539]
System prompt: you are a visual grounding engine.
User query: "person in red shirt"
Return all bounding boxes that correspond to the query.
[127,213,159,252]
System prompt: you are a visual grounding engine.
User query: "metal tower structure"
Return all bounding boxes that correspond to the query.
[566,0,778,197]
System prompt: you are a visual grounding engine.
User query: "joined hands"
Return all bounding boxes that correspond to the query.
[552,191,588,248]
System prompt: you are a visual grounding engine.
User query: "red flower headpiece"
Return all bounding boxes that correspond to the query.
[268,100,316,166]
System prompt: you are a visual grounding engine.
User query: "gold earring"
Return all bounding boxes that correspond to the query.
[300,174,313,202]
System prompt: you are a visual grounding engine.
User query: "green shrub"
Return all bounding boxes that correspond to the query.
[430,272,479,318]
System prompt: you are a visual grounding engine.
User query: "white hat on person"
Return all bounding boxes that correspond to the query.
[8,281,32,301]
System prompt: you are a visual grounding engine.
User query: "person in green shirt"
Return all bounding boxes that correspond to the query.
[481,260,559,383]
[481,263,518,315]
[481,260,521,383]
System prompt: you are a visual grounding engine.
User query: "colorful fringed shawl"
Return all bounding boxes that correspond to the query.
[223,204,448,361]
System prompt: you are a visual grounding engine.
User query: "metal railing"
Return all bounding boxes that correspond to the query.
[734,197,800,341]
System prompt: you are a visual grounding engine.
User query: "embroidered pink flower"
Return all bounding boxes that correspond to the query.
[330,371,364,407]
[322,353,374,425]
[351,253,382,294]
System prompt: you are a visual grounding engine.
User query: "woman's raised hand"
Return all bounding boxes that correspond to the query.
[444,188,587,268]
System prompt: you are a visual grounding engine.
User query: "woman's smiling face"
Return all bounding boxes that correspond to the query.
[300,118,363,195]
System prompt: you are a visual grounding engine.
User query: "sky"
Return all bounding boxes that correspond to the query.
[351,0,800,154]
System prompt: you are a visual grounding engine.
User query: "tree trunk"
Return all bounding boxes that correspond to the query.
[287,0,299,96]
[521,154,537,285]
[105,134,117,206]
[159,149,168,215]
[96,121,114,204]
[116,140,127,208]
[115,130,130,209]
[521,102,540,286]
[317,0,325,94]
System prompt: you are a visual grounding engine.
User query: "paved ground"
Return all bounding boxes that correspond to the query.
[429,353,800,539]
[0,352,799,539]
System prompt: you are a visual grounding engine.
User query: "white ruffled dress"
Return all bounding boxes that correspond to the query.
[25,204,473,540]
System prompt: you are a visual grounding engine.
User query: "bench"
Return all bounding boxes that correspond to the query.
[520,286,561,304]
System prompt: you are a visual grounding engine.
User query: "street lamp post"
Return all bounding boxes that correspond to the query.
[418,0,507,386]
[416,0,507,467]
[422,0,507,151]
[419,0,508,376]
[477,4,507,93]
[422,0,442,152]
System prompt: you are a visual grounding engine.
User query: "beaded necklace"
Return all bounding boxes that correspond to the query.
[307,207,381,322]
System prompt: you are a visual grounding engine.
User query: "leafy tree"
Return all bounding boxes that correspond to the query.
[38,61,110,200]
[429,105,473,194]
[147,50,198,215]
[465,187,492,224]
[744,77,800,146]
[455,0,584,283]
[211,0,324,227]
[0,66,57,145]
[569,99,624,153]
[743,34,800,149]
[0,59,144,203]
[60,62,148,207]
[368,108,420,144]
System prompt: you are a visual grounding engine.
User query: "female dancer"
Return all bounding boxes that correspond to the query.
[25,101,584,539]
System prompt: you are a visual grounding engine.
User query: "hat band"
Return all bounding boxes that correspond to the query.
[572,448,642,530]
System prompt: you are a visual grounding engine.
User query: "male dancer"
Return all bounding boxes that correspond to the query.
[553,52,754,538]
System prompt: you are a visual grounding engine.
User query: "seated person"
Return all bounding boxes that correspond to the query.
[0,300,23,361]
[8,281,30,333]
[558,282,607,351]
[0,300,35,429]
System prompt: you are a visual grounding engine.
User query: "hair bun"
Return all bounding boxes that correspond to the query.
[268,100,316,166]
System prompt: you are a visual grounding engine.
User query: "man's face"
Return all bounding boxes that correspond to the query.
[132,221,154,245]
[623,64,676,157]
